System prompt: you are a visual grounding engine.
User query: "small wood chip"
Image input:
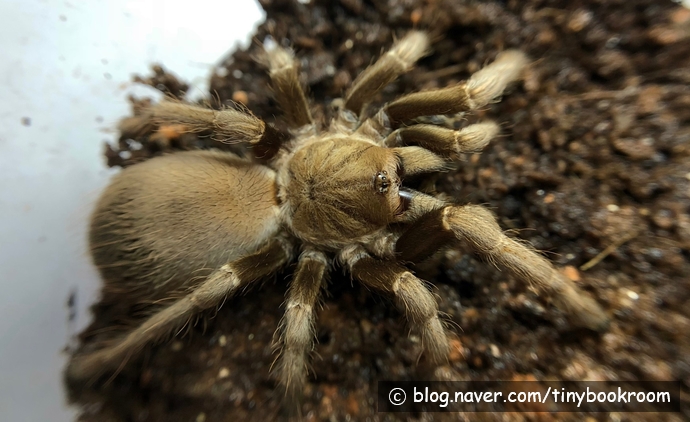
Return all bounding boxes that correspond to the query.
[562,265,581,281]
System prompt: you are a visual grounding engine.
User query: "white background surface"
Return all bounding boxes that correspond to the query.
[0,1,263,420]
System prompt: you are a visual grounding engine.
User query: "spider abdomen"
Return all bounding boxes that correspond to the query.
[89,150,281,300]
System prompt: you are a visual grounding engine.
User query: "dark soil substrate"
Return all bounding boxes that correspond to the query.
[67,0,690,420]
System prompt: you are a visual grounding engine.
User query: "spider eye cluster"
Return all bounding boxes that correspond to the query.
[375,171,390,193]
[375,159,405,195]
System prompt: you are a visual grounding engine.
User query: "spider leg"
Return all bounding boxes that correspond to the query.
[344,31,429,117]
[148,100,287,159]
[386,50,528,126]
[331,31,430,132]
[395,195,610,331]
[385,122,500,161]
[391,146,450,176]
[258,44,314,132]
[273,247,327,400]
[386,121,498,178]
[66,238,293,384]
[358,50,528,139]
[341,246,451,364]
[390,130,500,177]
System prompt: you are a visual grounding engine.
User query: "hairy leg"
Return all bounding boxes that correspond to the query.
[392,146,450,176]
[385,50,528,125]
[66,238,293,383]
[391,123,499,176]
[358,50,528,139]
[257,44,314,132]
[396,202,610,331]
[386,122,500,160]
[273,248,327,399]
[332,31,430,132]
[341,246,450,363]
[148,100,287,159]
[344,31,429,116]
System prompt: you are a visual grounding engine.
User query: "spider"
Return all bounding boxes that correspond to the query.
[66,31,609,400]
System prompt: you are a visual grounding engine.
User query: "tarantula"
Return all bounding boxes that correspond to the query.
[66,31,609,400]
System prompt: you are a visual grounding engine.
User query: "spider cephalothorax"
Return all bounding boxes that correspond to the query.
[66,31,609,401]
[279,135,406,247]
